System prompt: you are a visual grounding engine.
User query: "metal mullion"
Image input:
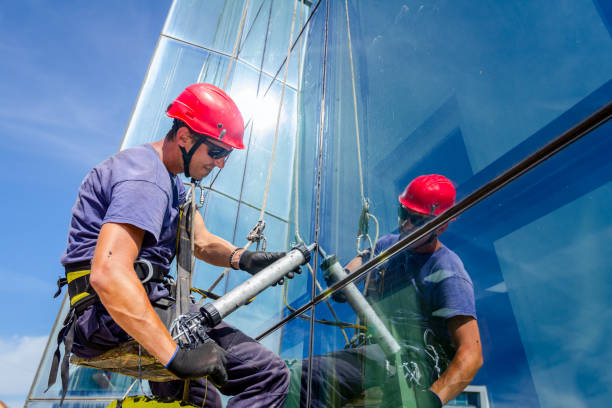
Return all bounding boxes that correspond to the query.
[305,2,330,406]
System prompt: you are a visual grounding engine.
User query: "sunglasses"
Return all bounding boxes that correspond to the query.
[201,137,232,160]
[398,205,433,227]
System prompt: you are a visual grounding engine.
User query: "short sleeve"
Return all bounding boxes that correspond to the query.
[103,180,169,244]
[429,275,477,320]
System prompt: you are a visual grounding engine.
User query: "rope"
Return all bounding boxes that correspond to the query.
[223,0,251,90]
[343,0,380,261]
[280,2,356,344]
[258,0,299,223]
[208,0,300,292]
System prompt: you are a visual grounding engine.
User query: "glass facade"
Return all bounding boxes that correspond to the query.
[28,0,612,407]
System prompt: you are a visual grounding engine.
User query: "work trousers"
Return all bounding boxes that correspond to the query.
[294,344,440,408]
[72,301,290,408]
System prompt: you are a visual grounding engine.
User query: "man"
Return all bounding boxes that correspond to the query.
[308,175,482,407]
[55,83,292,407]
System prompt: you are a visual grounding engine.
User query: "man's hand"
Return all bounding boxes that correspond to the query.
[238,250,301,285]
[416,389,443,408]
[166,343,228,385]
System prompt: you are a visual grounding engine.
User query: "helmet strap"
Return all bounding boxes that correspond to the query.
[179,138,205,180]
[400,223,438,251]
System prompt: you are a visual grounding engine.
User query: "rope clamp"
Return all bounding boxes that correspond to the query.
[247,220,267,251]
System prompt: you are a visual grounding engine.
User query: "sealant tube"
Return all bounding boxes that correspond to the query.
[320,252,401,358]
[201,244,314,327]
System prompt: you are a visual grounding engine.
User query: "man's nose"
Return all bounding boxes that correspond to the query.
[214,156,226,169]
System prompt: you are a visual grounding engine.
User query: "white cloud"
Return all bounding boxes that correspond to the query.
[0,335,48,405]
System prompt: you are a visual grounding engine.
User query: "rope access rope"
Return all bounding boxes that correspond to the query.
[343,0,379,260]
[281,4,352,344]
[223,0,251,91]
[208,0,300,292]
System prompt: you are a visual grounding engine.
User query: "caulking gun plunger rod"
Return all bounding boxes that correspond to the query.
[317,245,401,357]
[199,243,316,327]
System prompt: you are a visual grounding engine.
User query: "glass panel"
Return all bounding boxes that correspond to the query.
[122,37,230,149]
[275,307,312,408]
[236,0,273,72]
[308,118,612,407]
[223,203,290,337]
[163,0,247,55]
[238,0,311,87]
[192,190,240,293]
[241,80,298,220]
[311,0,612,274]
[285,0,327,311]
[209,62,267,200]
[261,0,310,87]
[453,119,612,407]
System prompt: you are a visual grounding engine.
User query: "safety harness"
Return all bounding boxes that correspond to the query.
[47,180,214,407]
[48,259,170,404]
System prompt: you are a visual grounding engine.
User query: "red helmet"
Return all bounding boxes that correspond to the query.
[166,83,245,149]
[398,175,456,216]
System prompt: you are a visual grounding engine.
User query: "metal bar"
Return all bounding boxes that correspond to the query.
[306,2,329,407]
[261,0,323,97]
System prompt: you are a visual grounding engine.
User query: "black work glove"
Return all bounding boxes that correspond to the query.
[415,389,443,408]
[239,250,301,285]
[166,343,227,386]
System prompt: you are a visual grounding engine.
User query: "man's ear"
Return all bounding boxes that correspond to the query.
[436,222,450,235]
[176,126,192,148]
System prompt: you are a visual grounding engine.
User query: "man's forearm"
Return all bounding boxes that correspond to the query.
[430,344,483,404]
[90,261,177,365]
[194,233,235,267]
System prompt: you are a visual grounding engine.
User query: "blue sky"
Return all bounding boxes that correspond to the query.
[0,1,171,405]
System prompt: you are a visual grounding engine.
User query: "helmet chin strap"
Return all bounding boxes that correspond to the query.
[400,220,438,251]
[179,138,205,181]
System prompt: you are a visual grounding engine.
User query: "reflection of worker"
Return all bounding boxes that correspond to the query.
[52,84,291,407]
[313,175,482,407]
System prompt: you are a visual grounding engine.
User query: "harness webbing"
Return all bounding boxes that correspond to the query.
[47,260,169,406]
[176,185,196,317]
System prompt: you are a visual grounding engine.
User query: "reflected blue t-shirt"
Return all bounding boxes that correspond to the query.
[364,234,476,343]
[60,144,186,271]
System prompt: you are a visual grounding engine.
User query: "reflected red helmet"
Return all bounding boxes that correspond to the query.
[166,83,245,149]
[398,175,456,216]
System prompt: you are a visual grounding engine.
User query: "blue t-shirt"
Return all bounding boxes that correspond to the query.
[61,144,186,271]
[363,234,476,344]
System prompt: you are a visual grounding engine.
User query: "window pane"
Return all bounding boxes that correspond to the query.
[122,37,230,149]
[311,0,612,273]
[275,307,312,408]
[222,203,290,337]
[163,0,247,54]
[311,118,612,407]
[241,80,298,220]
[192,190,239,293]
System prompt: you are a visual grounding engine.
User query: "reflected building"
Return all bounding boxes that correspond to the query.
[27,0,612,407]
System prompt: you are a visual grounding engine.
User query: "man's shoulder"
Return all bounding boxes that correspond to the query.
[96,144,169,189]
[376,233,401,251]
[426,244,471,283]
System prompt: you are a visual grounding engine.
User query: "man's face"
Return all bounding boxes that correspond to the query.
[398,205,437,248]
[186,135,232,180]
[398,205,433,233]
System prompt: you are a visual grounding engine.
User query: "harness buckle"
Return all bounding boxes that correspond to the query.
[134,259,154,283]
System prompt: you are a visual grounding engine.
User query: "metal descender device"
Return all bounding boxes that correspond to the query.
[170,243,315,348]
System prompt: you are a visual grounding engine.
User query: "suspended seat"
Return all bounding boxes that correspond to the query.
[70,340,179,382]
